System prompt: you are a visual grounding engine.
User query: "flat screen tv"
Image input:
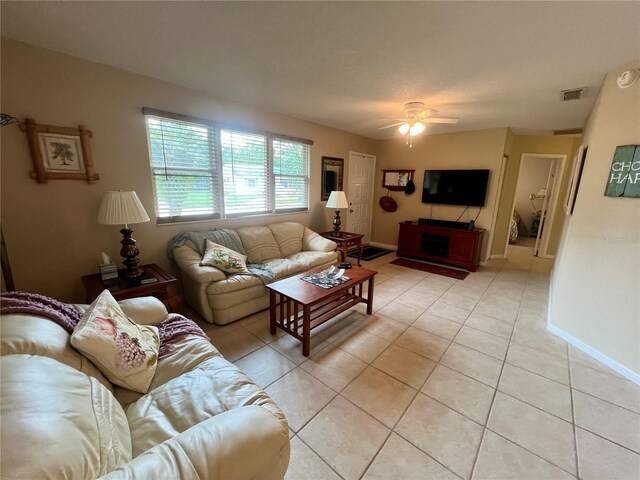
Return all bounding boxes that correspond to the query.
[422,169,490,207]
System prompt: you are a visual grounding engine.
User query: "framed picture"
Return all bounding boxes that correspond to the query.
[24,118,99,183]
[564,145,587,215]
[604,145,640,198]
[321,156,344,201]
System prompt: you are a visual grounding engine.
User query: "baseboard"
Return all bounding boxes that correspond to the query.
[541,254,556,259]
[490,253,506,259]
[368,241,397,251]
[547,322,640,385]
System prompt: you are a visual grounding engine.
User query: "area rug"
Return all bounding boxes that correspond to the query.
[390,258,470,280]
[348,246,393,262]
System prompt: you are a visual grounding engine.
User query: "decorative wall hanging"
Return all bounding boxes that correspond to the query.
[382,169,415,191]
[23,118,99,183]
[604,145,640,198]
[321,156,344,201]
[564,145,587,215]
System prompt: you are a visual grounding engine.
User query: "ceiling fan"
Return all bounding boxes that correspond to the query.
[379,102,459,147]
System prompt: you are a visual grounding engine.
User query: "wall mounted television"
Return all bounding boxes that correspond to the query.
[422,169,490,207]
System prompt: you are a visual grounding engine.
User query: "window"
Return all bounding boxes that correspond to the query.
[145,109,311,223]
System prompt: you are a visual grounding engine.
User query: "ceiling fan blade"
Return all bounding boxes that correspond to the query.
[424,117,459,124]
[378,121,407,130]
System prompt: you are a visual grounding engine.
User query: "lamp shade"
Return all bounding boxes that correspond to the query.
[98,191,150,226]
[326,191,349,209]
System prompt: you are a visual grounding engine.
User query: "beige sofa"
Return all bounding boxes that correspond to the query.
[0,296,290,479]
[173,222,338,325]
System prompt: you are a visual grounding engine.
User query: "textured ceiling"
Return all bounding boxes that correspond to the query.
[2,2,639,139]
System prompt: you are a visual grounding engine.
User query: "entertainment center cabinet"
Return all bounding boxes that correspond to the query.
[397,221,484,272]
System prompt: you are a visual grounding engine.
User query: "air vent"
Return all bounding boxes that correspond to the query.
[561,88,584,101]
[554,128,583,136]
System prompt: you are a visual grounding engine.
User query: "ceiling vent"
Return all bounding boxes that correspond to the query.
[561,88,584,101]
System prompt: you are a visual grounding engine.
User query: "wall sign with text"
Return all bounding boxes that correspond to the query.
[605,145,640,198]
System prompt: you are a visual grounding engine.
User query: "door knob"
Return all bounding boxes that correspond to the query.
[349,209,354,213]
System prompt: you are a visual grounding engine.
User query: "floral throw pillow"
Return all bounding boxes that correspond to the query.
[71,290,159,393]
[200,239,250,275]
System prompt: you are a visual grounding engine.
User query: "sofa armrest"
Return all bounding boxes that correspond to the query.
[303,227,337,253]
[70,297,168,326]
[99,406,290,480]
[173,245,226,284]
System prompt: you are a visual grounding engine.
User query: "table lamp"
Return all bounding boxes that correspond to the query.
[98,190,150,281]
[326,191,349,237]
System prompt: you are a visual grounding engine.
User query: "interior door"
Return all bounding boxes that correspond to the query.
[346,152,375,244]
[533,160,558,256]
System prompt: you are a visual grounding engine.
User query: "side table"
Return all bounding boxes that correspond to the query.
[81,263,178,312]
[319,231,364,266]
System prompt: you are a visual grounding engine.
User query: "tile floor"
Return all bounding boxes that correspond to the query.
[184,246,640,480]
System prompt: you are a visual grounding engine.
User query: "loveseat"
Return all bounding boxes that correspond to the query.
[172,222,338,325]
[0,295,290,479]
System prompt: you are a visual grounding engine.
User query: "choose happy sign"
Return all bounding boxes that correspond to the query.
[605,145,640,198]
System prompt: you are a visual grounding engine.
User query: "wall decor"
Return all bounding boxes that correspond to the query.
[564,145,587,215]
[604,144,640,198]
[321,156,344,201]
[23,118,99,183]
[382,169,415,191]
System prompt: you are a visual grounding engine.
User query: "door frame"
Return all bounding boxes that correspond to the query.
[346,151,376,244]
[504,153,567,258]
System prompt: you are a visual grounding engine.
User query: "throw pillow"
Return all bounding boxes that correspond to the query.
[70,290,159,393]
[200,239,250,274]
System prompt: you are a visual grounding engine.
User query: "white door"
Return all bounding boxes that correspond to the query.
[533,160,558,256]
[346,152,375,244]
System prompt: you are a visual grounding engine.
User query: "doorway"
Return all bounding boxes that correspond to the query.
[346,152,376,244]
[506,153,566,258]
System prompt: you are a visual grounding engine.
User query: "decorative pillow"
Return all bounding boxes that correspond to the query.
[200,239,250,274]
[70,290,159,393]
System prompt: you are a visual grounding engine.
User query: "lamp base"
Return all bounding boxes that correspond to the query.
[332,210,342,237]
[119,227,144,281]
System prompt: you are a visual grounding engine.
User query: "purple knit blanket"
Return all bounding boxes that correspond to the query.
[0,291,209,358]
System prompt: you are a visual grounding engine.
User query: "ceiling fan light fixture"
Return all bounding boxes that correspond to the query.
[398,123,410,135]
[409,121,425,136]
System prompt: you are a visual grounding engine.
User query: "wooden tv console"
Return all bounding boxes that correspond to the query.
[397,221,484,272]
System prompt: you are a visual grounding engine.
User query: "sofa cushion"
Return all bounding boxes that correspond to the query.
[236,225,282,263]
[287,251,337,269]
[126,355,287,456]
[206,274,263,295]
[201,239,250,274]
[269,222,305,257]
[262,257,306,279]
[1,355,132,478]
[71,290,160,394]
[0,314,114,392]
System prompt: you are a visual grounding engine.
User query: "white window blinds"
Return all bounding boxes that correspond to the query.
[221,130,270,216]
[146,116,221,223]
[273,138,309,212]
[145,109,311,223]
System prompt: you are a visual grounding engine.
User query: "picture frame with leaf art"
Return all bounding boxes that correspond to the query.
[23,118,99,183]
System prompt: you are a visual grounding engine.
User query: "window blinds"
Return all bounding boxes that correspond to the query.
[145,111,310,223]
[147,116,220,222]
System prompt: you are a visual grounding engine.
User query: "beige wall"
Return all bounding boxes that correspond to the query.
[491,134,580,256]
[371,128,509,260]
[0,39,378,302]
[550,60,640,376]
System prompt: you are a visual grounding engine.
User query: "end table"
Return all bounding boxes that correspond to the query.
[81,263,178,312]
[319,231,364,266]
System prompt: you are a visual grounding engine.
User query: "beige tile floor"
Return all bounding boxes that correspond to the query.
[184,245,640,480]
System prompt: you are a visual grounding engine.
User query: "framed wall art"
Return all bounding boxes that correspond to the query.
[321,156,344,201]
[23,118,99,183]
[604,144,640,198]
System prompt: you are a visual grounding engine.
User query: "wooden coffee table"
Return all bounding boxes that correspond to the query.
[267,265,377,356]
